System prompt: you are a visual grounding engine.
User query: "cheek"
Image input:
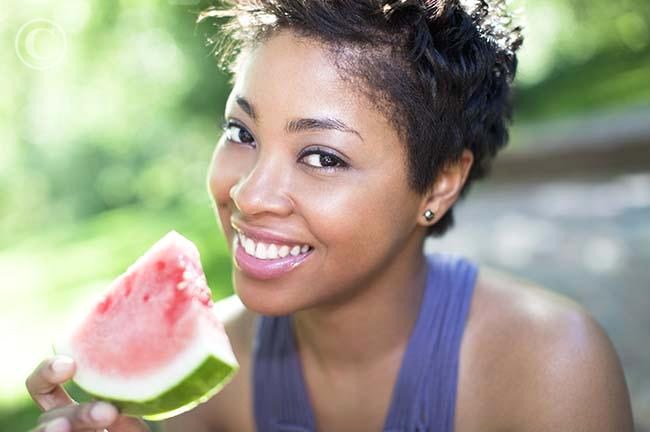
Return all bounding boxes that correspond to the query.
[302,170,416,261]
[207,141,253,205]
[207,142,250,234]
[293,177,417,302]
[208,144,231,206]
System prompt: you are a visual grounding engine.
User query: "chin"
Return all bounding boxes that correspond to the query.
[232,271,304,317]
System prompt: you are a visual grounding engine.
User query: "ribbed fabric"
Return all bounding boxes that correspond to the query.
[253,253,479,432]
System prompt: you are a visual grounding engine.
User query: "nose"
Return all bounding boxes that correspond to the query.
[229,155,293,218]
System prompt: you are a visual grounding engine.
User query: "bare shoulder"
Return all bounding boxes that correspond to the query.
[164,294,257,432]
[455,266,634,432]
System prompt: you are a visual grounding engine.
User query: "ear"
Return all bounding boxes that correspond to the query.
[417,149,474,226]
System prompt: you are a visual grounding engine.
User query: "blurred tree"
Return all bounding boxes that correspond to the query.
[1,0,231,245]
[514,0,650,119]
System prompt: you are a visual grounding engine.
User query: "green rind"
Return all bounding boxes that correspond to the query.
[76,355,238,421]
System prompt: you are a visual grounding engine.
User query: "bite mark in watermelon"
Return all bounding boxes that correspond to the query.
[54,231,239,420]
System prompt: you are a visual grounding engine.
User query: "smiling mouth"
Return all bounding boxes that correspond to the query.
[232,230,315,281]
[234,230,313,261]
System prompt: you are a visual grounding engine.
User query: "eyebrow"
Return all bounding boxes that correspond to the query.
[234,95,364,142]
[235,96,257,120]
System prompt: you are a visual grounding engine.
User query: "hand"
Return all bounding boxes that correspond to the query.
[26,355,150,432]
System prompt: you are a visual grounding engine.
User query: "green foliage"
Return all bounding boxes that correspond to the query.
[513,0,650,121]
[516,46,650,121]
[1,0,230,245]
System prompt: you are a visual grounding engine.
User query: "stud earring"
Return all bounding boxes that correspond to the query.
[423,209,435,222]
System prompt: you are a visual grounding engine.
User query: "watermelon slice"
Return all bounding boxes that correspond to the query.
[54,231,239,420]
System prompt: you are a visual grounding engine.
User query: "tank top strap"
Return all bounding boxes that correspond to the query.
[383,253,478,432]
[253,314,316,432]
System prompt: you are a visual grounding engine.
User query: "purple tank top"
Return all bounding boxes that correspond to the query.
[252,253,478,432]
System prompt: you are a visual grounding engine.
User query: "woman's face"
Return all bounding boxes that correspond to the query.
[207,31,429,315]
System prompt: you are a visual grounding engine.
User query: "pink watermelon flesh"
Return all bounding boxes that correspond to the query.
[72,234,211,375]
[57,231,238,419]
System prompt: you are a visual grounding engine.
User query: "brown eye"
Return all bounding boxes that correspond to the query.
[222,121,255,145]
[303,153,339,168]
[299,148,348,171]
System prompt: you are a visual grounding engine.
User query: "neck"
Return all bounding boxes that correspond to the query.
[292,241,428,374]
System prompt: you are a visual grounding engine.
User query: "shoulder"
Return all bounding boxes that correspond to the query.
[455,266,634,432]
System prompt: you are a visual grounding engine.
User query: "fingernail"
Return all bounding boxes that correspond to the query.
[50,356,74,374]
[44,417,68,432]
[90,402,117,423]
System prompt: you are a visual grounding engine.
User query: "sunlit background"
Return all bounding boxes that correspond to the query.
[1,0,649,430]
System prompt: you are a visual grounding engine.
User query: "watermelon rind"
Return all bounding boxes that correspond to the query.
[77,354,238,420]
[54,312,239,420]
[53,231,240,420]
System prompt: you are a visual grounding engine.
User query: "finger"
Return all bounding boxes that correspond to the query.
[110,415,150,432]
[37,402,118,430]
[29,417,70,432]
[43,407,150,432]
[26,356,77,411]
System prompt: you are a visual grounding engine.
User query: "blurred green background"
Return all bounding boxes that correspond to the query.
[1,0,649,430]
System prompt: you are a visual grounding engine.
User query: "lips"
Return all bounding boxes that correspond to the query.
[231,221,312,248]
[233,235,314,280]
[237,229,310,257]
[230,221,315,280]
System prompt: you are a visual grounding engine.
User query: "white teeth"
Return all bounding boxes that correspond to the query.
[278,245,290,258]
[236,230,312,260]
[254,242,268,259]
[244,238,255,255]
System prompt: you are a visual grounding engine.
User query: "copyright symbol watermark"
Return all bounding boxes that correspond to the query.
[15,18,67,70]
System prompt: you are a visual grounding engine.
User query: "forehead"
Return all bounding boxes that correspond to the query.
[227,31,398,141]
[231,32,347,111]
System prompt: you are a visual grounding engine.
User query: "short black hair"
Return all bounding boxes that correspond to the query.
[200,0,522,237]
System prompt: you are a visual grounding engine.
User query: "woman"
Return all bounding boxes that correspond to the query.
[26,1,634,431]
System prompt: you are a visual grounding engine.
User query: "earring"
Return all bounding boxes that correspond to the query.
[423,209,435,222]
